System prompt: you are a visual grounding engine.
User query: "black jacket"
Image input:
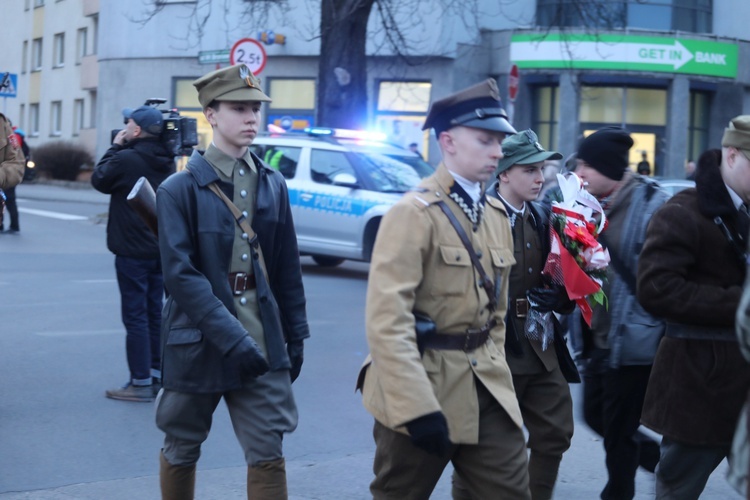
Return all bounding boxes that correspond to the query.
[91,138,174,258]
[156,150,310,392]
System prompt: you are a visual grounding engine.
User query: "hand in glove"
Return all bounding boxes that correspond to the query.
[229,336,270,379]
[527,284,571,314]
[405,411,452,457]
[287,340,304,383]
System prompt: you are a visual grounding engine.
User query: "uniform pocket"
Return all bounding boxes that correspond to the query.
[431,245,472,297]
[489,247,515,269]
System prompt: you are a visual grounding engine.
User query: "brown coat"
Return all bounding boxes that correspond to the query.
[637,149,750,446]
[357,164,522,444]
[0,113,24,190]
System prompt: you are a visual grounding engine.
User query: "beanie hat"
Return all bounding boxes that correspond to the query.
[577,127,634,181]
[721,115,750,160]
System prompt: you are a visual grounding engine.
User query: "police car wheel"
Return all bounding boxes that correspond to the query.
[312,255,345,267]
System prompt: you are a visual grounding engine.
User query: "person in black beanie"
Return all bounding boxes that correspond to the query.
[574,126,669,499]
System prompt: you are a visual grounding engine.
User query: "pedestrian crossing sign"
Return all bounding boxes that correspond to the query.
[0,73,18,98]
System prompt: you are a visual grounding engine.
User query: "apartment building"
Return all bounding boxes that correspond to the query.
[1,0,748,177]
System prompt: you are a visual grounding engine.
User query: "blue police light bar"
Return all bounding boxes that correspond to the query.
[304,127,335,136]
[304,127,387,142]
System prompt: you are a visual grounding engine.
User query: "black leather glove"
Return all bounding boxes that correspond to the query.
[527,284,570,314]
[229,336,270,379]
[287,340,304,383]
[405,411,452,456]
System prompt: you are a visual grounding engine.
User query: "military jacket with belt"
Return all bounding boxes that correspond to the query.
[489,191,558,374]
[357,164,522,444]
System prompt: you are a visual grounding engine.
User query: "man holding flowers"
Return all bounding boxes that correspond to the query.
[574,127,668,500]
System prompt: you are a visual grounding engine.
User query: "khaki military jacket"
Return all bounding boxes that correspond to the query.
[358,164,521,444]
[0,113,24,190]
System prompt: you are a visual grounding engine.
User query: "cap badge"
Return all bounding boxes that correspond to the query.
[535,141,544,152]
[239,65,258,89]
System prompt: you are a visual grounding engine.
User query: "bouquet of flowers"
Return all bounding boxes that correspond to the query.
[526,172,610,349]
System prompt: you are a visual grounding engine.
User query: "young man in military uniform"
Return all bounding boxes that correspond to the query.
[155,64,309,499]
[357,80,531,499]
[453,130,576,500]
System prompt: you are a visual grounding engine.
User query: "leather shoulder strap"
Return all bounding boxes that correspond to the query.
[205,182,257,241]
[436,200,496,311]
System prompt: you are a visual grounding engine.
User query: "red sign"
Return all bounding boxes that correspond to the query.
[508,64,520,102]
[230,38,267,75]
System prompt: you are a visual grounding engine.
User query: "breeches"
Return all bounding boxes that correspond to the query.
[155,370,297,467]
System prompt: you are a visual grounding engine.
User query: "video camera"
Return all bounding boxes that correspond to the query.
[111,98,198,157]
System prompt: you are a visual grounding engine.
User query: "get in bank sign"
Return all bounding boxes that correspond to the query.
[510,33,738,79]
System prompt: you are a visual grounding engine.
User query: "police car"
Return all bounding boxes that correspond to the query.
[250,127,434,266]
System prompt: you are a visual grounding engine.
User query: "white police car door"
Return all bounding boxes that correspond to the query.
[292,148,364,257]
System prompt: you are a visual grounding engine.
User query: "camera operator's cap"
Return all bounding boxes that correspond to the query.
[496,129,563,174]
[422,79,516,136]
[193,64,271,108]
[722,115,750,160]
[122,106,164,135]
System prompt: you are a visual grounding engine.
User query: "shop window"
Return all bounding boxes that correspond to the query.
[375,81,432,159]
[580,87,624,124]
[625,88,667,126]
[688,91,709,164]
[532,86,560,152]
[267,78,316,132]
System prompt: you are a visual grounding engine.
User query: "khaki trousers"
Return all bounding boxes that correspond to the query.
[371,381,530,500]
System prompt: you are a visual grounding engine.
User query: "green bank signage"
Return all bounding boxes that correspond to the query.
[511,34,738,78]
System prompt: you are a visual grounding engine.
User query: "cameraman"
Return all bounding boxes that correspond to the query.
[92,105,175,402]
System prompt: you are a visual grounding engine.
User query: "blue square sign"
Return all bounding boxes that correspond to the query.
[0,73,18,98]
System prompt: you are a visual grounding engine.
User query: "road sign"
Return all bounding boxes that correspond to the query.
[230,38,267,75]
[511,33,738,79]
[508,64,519,102]
[0,72,18,98]
[198,50,229,65]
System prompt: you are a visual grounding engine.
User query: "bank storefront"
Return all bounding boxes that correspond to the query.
[505,31,744,178]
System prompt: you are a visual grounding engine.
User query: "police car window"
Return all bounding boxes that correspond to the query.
[353,152,423,193]
[310,150,356,184]
[250,145,301,179]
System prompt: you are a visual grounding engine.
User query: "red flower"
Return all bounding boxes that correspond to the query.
[564,224,598,249]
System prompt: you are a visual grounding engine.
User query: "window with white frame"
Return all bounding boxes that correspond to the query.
[29,104,40,137]
[34,0,44,6]
[32,38,43,71]
[73,99,84,135]
[22,41,28,74]
[53,33,65,68]
[91,15,98,55]
[76,28,87,63]
[50,101,62,136]
[89,91,97,128]
[19,104,25,130]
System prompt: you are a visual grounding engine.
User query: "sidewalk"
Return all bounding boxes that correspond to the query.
[15,180,109,205]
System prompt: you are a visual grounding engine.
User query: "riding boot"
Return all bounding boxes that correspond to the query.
[247,457,288,499]
[528,452,562,500]
[160,450,196,500]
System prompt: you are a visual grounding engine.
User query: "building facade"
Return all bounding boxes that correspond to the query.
[2,0,747,178]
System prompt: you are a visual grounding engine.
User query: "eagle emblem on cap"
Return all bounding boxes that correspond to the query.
[239,65,259,90]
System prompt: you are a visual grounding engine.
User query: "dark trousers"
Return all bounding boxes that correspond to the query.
[115,255,163,384]
[583,350,660,500]
[1,186,18,231]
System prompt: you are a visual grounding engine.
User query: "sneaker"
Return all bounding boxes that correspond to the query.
[105,383,155,403]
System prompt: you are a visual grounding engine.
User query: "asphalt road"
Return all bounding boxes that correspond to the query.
[0,182,740,499]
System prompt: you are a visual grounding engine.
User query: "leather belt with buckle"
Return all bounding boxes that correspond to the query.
[514,298,529,318]
[228,272,256,295]
[419,319,497,352]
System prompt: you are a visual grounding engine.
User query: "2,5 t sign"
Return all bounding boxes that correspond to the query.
[230,38,267,75]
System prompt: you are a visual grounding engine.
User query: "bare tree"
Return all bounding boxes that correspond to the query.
[137,0,492,129]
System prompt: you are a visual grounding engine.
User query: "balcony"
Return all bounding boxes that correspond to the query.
[83,0,99,17]
[80,55,98,90]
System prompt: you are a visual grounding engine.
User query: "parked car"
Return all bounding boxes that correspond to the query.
[657,178,695,196]
[250,127,435,266]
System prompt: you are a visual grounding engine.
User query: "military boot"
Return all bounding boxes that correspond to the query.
[247,457,287,499]
[528,452,562,500]
[160,451,196,500]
